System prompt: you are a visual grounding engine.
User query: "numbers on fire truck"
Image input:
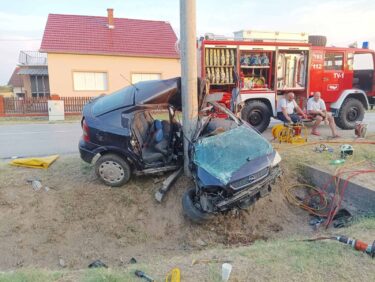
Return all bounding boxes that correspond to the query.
[312,63,322,70]
[312,53,323,60]
[334,72,344,79]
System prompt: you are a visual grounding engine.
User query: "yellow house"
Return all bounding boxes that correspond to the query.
[40,9,180,97]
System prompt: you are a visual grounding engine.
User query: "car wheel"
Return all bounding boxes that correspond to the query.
[241,100,271,133]
[95,154,131,187]
[335,98,365,129]
[182,188,209,223]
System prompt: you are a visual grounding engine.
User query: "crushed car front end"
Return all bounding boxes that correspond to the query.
[193,123,281,211]
[182,101,281,222]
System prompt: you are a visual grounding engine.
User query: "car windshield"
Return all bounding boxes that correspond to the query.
[92,86,135,116]
[193,125,273,184]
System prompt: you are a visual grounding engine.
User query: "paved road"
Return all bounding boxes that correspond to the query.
[0,122,82,159]
[0,113,374,159]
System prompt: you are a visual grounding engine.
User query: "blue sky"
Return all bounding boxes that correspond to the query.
[1,0,374,84]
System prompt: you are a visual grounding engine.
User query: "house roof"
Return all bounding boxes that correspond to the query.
[18,67,48,76]
[40,13,179,59]
[8,67,23,87]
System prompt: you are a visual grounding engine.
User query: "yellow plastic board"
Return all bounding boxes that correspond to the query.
[10,155,59,169]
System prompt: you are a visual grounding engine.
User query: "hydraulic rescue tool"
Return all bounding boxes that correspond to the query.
[272,122,308,144]
[305,236,375,258]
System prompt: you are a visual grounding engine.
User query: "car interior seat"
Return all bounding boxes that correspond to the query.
[135,114,170,164]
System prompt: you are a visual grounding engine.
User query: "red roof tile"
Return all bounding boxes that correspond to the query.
[40,14,179,59]
[8,67,24,87]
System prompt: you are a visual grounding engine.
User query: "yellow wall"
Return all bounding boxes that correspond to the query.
[47,53,181,97]
[0,91,14,97]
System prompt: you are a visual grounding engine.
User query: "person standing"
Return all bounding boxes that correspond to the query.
[277,92,307,123]
[307,92,339,137]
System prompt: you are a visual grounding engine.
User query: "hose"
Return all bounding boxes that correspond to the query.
[283,160,375,227]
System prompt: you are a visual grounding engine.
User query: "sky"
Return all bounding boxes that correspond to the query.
[0,0,375,84]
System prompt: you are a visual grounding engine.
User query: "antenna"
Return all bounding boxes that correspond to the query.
[120,73,139,90]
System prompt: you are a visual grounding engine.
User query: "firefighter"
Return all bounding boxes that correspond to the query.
[307,92,339,137]
[277,92,307,123]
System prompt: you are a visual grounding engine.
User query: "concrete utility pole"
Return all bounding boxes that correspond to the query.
[180,0,198,176]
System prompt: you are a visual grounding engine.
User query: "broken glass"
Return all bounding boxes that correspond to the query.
[193,125,273,184]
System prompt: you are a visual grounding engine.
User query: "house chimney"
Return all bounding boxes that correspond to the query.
[107,8,114,29]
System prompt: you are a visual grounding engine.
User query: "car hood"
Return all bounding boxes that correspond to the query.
[193,125,275,185]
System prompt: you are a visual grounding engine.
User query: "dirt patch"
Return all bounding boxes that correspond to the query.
[0,155,309,270]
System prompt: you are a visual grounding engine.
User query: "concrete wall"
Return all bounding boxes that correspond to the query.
[303,164,375,215]
[47,53,181,97]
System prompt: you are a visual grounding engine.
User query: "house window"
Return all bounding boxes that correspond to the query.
[73,72,108,91]
[324,53,344,71]
[131,73,161,84]
[31,75,50,98]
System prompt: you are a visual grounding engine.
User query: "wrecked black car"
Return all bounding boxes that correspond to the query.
[79,78,185,184]
[79,77,281,222]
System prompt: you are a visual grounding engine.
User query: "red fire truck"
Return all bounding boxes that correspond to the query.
[198,31,375,132]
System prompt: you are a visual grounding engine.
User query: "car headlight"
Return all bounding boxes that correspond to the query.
[271,151,282,167]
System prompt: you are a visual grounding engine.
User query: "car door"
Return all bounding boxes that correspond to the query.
[322,51,345,103]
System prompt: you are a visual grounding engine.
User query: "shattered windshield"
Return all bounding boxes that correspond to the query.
[193,125,273,184]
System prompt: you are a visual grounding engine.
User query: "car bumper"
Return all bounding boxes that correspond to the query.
[216,166,281,211]
[79,139,96,164]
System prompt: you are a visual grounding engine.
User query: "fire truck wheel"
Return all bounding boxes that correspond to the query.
[241,100,271,133]
[308,35,327,47]
[335,98,365,129]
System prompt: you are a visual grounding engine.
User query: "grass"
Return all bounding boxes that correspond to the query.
[274,137,375,173]
[0,269,62,282]
[0,217,373,282]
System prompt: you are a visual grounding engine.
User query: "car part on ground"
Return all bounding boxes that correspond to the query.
[134,270,154,282]
[155,168,183,202]
[88,259,108,268]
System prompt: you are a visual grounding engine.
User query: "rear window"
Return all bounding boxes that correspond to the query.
[92,86,135,116]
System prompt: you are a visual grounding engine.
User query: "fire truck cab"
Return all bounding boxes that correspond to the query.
[199,31,375,132]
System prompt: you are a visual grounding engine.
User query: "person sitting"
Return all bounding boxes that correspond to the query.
[277,92,307,123]
[307,92,339,137]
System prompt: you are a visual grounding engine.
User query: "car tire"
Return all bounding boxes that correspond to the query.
[308,35,327,47]
[182,188,209,223]
[335,98,365,129]
[95,153,131,187]
[241,100,271,133]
